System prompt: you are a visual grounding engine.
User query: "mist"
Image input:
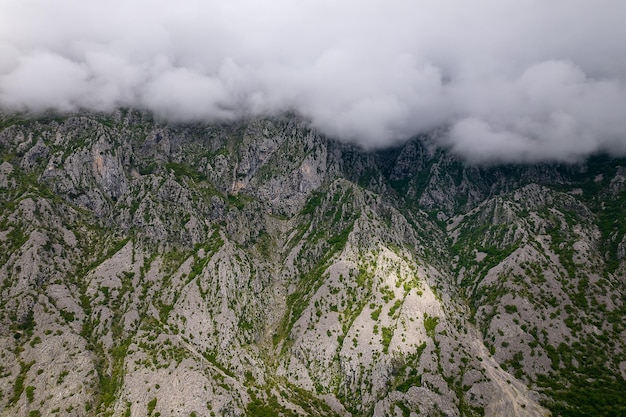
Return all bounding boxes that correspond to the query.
[1,0,625,163]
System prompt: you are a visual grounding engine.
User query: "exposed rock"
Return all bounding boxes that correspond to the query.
[0,111,623,417]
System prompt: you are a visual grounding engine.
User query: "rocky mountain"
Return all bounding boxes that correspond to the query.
[0,110,624,417]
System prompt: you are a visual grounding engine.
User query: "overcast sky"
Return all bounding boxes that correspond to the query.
[1,0,625,163]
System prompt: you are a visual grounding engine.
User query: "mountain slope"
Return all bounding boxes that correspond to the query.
[0,111,624,417]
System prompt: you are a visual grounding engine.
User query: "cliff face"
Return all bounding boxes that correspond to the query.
[0,111,624,417]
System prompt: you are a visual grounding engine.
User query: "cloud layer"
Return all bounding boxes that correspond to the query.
[1,0,625,162]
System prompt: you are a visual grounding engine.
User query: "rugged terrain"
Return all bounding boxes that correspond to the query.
[0,110,624,417]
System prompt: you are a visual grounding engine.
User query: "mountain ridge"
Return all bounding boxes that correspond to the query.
[0,110,624,417]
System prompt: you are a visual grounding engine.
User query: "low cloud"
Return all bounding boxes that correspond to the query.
[1,0,625,162]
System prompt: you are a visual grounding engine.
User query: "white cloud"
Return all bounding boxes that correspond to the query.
[1,0,625,162]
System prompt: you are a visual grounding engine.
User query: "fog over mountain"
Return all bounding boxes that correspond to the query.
[1,0,626,162]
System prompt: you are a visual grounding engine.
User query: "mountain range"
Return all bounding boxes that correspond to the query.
[0,110,624,417]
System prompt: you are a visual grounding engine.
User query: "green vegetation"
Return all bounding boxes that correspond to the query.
[394,342,427,393]
[381,326,394,353]
[451,219,522,311]
[245,383,338,417]
[597,191,626,273]
[227,193,247,209]
[13,309,36,339]
[165,162,207,183]
[246,395,293,417]
[25,385,35,402]
[277,186,361,346]
[424,314,439,338]
[388,299,403,317]
[147,398,157,415]
[504,305,518,314]
[10,361,34,405]
[538,334,626,417]
[539,366,626,416]
[300,191,323,215]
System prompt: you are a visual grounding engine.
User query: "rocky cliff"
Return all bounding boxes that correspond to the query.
[0,110,624,417]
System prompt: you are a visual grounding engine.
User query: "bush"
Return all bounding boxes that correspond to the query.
[147,398,157,415]
[25,385,35,402]
[504,305,518,314]
[424,314,439,338]
[382,327,394,353]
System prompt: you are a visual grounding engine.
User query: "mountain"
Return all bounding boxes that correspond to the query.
[0,110,624,417]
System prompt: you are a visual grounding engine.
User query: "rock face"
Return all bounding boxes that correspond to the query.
[0,110,624,417]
